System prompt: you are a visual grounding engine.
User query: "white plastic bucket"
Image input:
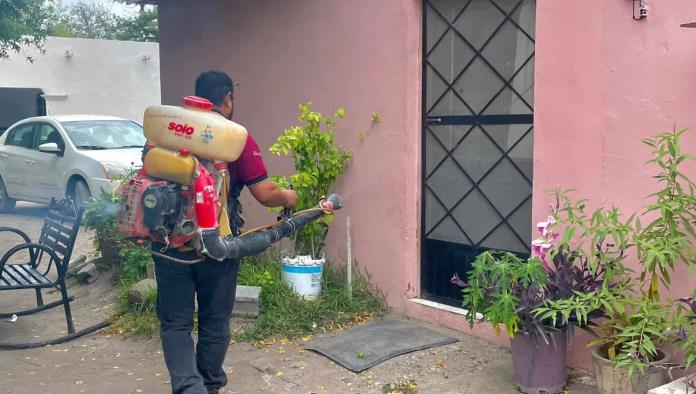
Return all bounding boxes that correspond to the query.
[281,255,324,301]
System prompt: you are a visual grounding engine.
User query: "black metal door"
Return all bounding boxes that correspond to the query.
[421,0,536,305]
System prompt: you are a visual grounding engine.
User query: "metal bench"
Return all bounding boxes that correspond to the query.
[0,198,109,349]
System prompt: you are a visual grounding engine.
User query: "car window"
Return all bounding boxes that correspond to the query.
[6,124,36,149]
[36,123,65,150]
[61,120,145,149]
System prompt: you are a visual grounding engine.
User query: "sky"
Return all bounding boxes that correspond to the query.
[57,0,147,17]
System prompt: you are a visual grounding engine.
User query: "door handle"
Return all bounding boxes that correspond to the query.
[25,159,35,165]
[426,117,443,125]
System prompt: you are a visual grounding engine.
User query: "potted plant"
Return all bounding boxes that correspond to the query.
[452,248,568,393]
[269,102,351,299]
[676,295,696,370]
[450,199,619,393]
[82,190,123,263]
[535,128,696,393]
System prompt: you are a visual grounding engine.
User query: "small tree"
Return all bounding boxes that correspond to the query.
[269,102,351,256]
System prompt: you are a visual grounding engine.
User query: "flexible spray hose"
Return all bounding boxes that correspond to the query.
[200,194,343,261]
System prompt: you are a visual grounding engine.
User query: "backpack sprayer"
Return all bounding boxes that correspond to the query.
[116,96,342,263]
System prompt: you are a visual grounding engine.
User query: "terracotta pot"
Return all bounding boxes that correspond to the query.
[591,346,670,394]
[510,330,568,394]
[97,234,120,262]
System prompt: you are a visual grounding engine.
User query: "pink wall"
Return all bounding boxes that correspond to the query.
[534,0,696,370]
[158,0,696,373]
[158,0,423,309]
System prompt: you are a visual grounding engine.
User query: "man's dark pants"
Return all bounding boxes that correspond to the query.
[153,247,240,394]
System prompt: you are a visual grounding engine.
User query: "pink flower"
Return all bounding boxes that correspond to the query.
[532,238,553,271]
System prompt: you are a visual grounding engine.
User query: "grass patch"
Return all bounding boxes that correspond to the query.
[234,251,388,343]
[104,243,159,337]
[106,275,159,336]
[104,245,387,340]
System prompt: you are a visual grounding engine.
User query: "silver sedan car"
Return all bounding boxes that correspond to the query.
[0,115,144,211]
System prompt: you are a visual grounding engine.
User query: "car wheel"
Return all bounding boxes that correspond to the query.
[70,179,92,210]
[0,176,16,213]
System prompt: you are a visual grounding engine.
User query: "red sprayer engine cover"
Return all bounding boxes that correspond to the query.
[117,174,165,239]
[117,171,199,248]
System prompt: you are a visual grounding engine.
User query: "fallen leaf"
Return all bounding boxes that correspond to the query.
[75,380,83,385]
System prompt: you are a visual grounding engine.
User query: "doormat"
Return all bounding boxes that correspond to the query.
[304,319,458,372]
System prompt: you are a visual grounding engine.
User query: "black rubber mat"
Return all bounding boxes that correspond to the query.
[304,319,458,372]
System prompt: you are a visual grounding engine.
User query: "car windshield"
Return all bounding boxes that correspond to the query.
[61,120,145,149]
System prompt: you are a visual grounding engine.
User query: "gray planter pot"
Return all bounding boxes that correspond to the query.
[510,330,568,394]
[591,346,670,394]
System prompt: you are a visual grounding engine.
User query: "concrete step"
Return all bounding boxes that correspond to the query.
[232,285,261,318]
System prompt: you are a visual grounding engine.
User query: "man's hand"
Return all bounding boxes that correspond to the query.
[282,189,297,209]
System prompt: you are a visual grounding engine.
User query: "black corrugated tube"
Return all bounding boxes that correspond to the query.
[200,194,343,261]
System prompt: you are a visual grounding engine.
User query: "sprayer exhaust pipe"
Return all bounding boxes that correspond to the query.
[200,194,343,261]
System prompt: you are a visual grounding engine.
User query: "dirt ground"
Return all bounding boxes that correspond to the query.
[0,203,597,394]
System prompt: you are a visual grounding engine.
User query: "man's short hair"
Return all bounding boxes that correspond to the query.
[195,70,236,106]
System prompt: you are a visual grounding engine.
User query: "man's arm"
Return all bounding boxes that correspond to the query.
[233,134,297,209]
[248,180,296,208]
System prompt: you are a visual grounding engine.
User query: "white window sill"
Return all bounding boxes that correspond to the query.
[408,298,484,320]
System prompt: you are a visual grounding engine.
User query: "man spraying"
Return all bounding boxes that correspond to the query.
[152,70,296,394]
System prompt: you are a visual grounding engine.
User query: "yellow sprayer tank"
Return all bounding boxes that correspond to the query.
[143,147,197,186]
[143,96,248,162]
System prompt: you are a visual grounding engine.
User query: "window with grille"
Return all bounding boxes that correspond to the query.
[421,0,536,304]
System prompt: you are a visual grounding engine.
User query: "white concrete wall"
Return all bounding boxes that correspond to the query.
[0,37,160,122]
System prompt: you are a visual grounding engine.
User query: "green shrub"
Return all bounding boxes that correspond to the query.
[118,243,152,282]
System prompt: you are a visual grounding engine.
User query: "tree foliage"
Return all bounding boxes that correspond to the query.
[0,0,55,62]
[48,3,158,42]
[0,0,158,62]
